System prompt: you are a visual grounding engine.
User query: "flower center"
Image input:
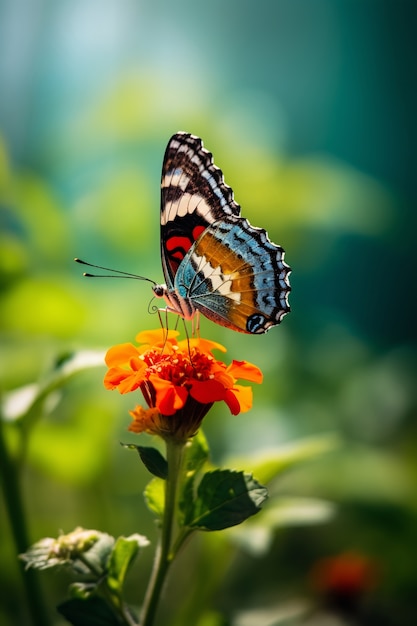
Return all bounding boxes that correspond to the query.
[141,347,214,385]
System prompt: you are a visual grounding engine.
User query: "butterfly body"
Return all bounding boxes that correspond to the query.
[154,132,291,334]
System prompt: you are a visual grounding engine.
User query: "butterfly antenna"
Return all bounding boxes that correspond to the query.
[74,258,156,285]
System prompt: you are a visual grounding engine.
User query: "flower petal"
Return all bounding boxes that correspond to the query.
[104,367,144,393]
[227,360,263,384]
[135,328,179,347]
[190,379,227,404]
[105,343,139,367]
[178,337,227,354]
[128,406,161,434]
[210,368,236,389]
[224,384,253,415]
[149,375,188,415]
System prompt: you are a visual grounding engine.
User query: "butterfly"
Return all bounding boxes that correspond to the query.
[76,132,291,334]
[152,132,291,334]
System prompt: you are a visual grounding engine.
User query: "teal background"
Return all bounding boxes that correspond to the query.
[1,1,416,625]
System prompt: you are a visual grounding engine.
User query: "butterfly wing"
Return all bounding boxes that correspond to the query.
[174,218,291,334]
[160,132,241,289]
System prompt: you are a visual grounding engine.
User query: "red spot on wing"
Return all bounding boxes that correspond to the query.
[166,236,193,261]
[193,225,205,240]
[166,226,207,262]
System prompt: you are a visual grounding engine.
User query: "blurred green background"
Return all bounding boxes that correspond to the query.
[1,1,416,625]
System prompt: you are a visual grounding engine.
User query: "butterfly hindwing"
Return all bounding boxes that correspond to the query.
[160,132,240,288]
[174,217,290,333]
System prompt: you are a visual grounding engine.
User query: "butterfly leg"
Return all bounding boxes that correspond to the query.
[155,308,178,354]
[156,308,168,344]
[180,318,197,367]
[191,310,201,337]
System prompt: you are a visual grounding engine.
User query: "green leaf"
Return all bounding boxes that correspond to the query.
[233,601,311,626]
[144,477,165,518]
[187,469,268,531]
[121,443,168,478]
[229,496,336,556]
[183,431,210,475]
[57,596,120,626]
[79,532,116,576]
[107,534,149,595]
[228,433,340,485]
[2,350,105,424]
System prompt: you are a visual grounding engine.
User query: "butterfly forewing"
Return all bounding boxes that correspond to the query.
[160,132,241,288]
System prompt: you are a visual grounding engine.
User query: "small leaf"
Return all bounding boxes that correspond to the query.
[69,582,97,600]
[144,477,165,518]
[57,596,120,626]
[187,469,268,531]
[107,534,149,594]
[121,443,168,478]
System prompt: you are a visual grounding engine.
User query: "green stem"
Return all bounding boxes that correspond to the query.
[139,439,185,626]
[0,416,51,626]
[170,527,194,559]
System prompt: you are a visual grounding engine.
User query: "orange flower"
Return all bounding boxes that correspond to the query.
[104,329,262,441]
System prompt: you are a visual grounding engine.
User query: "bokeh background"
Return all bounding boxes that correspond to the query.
[1,1,416,625]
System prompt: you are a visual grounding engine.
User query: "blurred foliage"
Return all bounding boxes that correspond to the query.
[1,1,416,625]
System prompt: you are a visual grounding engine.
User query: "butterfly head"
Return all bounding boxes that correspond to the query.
[152,282,197,321]
[152,284,166,298]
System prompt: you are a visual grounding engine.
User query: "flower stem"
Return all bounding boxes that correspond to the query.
[139,439,185,626]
